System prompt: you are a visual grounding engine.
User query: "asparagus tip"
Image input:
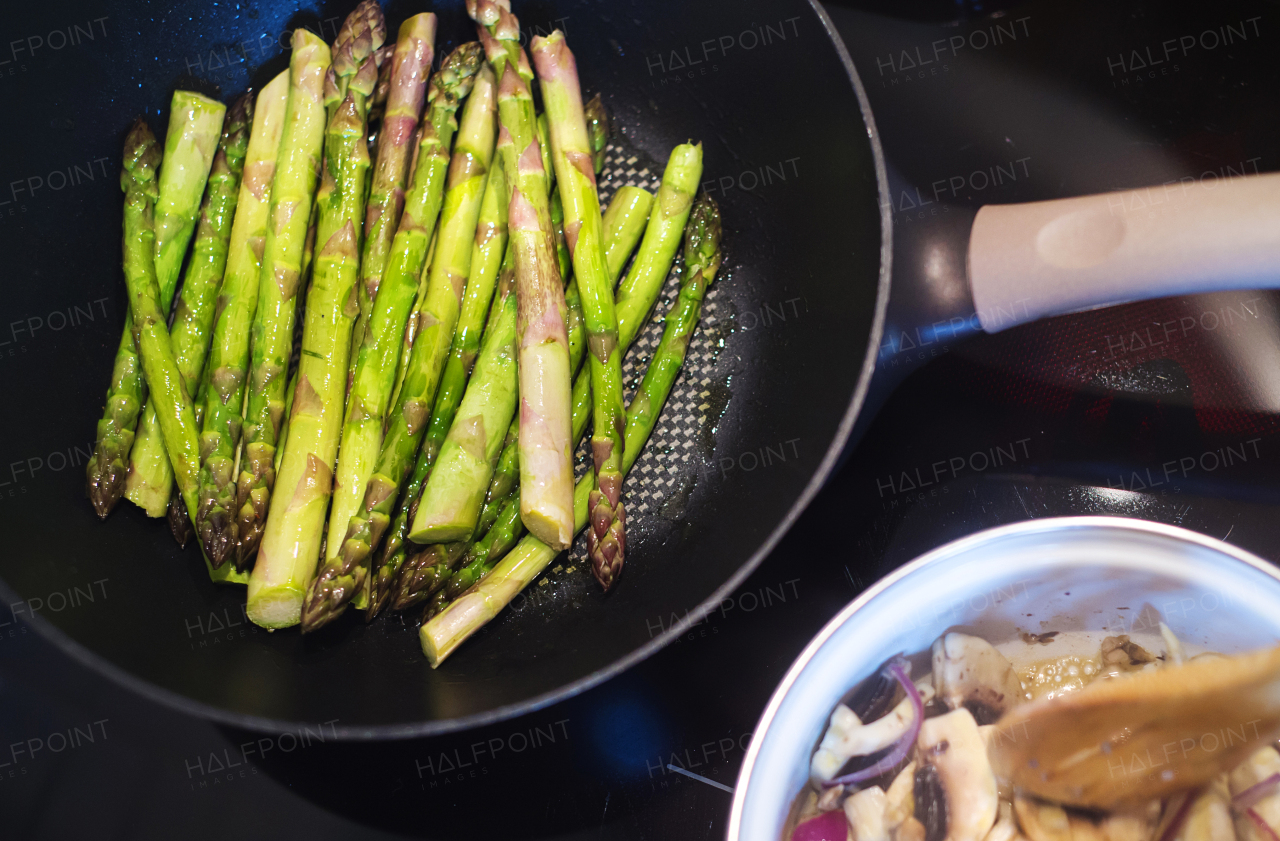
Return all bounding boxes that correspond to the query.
[167,494,193,548]
[587,490,626,591]
[86,457,126,519]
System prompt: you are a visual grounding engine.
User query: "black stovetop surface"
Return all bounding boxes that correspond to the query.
[5,0,1280,837]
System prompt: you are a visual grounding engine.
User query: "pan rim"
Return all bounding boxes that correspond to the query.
[0,0,893,740]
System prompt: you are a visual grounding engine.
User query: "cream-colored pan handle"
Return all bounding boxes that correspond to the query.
[968,172,1280,332]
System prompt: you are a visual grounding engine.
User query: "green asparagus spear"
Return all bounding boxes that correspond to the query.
[87,92,224,517]
[234,30,334,567]
[194,73,290,566]
[388,182,650,610]
[533,32,630,584]
[246,5,382,629]
[602,187,652,282]
[408,256,517,543]
[584,93,609,175]
[550,190,572,284]
[124,92,228,516]
[474,419,520,536]
[350,14,436,377]
[116,120,204,527]
[365,45,395,158]
[138,94,253,534]
[300,62,497,632]
[422,192,720,665]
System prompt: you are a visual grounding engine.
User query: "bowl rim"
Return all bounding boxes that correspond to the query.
[725,515,1280,840]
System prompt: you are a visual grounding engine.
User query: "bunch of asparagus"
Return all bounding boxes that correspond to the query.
[86,0,721,665]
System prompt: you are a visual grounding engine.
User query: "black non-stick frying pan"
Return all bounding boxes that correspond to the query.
[0,0,888,736]
[2,0,1276,738]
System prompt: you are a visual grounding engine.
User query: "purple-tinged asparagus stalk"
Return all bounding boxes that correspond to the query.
[532,31,628,589]
[496,63,574,551]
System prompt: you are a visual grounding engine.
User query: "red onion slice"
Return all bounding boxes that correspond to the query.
[1236,775,1280,811]
[1249,809,1280,841]
[825,661,923,788]
[793,808,849,841]
[1157,788,1202,841]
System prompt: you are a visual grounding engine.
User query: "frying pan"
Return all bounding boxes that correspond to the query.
[0,0,1274,738]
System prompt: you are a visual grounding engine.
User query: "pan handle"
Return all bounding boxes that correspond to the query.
[968,172,1280,332]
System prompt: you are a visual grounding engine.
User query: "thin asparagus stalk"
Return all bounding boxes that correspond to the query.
[421,193,720,665]
[247,6,383,629]
[351,14,436,377]
[388,182,649,610]
[136,94,254,534]
[550,190,572,283]
[602,187,652,283]
[475,419,519,537]
[87,92,224,517]
[116,120,204,527]
[193,73,291,565]
[234,29,335,567]
[363,44,396,178]
[584,93,609,175]
[300,62,496,632]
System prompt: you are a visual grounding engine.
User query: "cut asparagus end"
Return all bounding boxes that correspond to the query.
[409,521,474,544]
[421,592,495,667]
[247,583,304,628]
[518,506,572,552]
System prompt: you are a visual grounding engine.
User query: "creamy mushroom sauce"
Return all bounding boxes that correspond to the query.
[785,629,1280,841]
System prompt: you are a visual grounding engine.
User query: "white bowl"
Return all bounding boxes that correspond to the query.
[727,516,1280,841]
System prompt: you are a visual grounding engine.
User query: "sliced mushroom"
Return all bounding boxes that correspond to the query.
[1229,747,1280,841]
[983,802,1024,841]
[977,726,1013,802]
[1099,801,1161,841]
[916,708,999,841]
[896,817,927,841]
[845,785,889,841]
[1099,635,1157,670]
[932,633,1024,723]
[885,762,918,831]
[1172,775,1233,841]
[1067,812,1108,841]
[811,684,936,782]
[1013,794,1071,841]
